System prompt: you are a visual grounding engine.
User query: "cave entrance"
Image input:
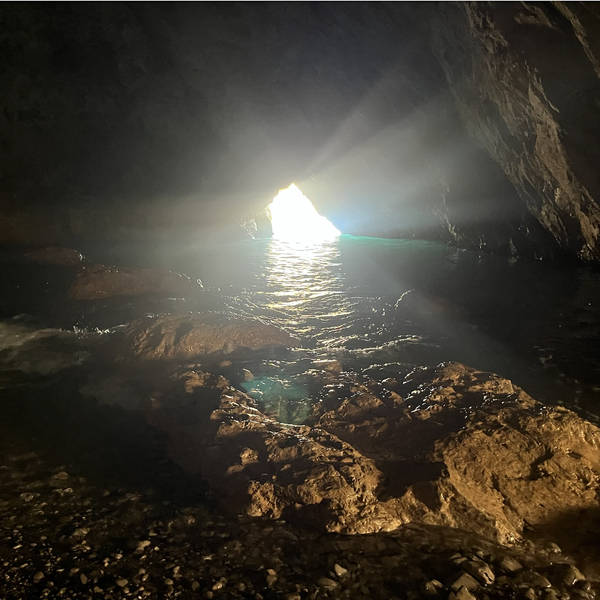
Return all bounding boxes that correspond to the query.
[266,183,340,242]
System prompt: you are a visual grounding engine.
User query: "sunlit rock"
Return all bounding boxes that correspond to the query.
[69,264,202,300]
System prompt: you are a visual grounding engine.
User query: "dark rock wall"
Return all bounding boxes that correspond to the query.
[1,2,599,260]
[431,2,600,260]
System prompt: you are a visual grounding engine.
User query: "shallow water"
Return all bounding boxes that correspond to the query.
[3,235,600,421]
[80,234,600,421]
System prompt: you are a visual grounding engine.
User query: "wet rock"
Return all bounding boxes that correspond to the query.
[118,313,298,361]
[463,559,494,585]
[23,246,84,267]
[514,570,552,589]
[545,563,586,587]
[542,589,559,600]
[317,577,339,590]
[317,362,600,543]
[449,587,477,600]
[333,563,348,578]
[424,579,443,595]
[69,264,202,300]
[450,572,479,592]
[312,359,343,374]
[498,556,523,574]
[136,540,151,553]
[145,368,382,532]
[141,361,600,544]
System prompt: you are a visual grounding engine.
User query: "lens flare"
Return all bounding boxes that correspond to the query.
[267,183,341,242]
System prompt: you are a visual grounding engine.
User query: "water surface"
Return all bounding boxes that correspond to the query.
[146,234,600,421]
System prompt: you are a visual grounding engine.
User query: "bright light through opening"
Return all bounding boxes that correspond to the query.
[267,183,341,242]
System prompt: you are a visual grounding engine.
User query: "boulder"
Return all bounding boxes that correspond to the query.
[136,362,600,543]
[117,313,298,361]
[317,362,600,542]
[69,264,202,300]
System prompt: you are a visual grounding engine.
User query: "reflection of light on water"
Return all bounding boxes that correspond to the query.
[260,239,351,339]
[243,238,351,423]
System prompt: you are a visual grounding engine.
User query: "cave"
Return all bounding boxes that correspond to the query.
[2,3,600,598]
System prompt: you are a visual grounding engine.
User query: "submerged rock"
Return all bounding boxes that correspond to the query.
[138,361,600,544]
[69,264,202,300]
[118,314,298,361]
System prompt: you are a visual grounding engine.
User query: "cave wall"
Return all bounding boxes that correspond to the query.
[431,2,600,261]
[1,2,598,260]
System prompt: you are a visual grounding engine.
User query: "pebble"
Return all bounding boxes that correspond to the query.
[333,563,348,578]
[80,573,88,584]
[515,570,552,589]
[33,571,45,583]
[116,577,128,587]
[451,572,479,591]
[549,563,586,587]
[136,540,151,553]
[449,587,477,600]
[424,579,443,595]
[498,556,523,573]
[463,559,495,584]
[318,577,339,590]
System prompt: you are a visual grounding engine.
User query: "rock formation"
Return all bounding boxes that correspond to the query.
[95,359,600,546]
[431,2,600,260]
[69,265,202,301]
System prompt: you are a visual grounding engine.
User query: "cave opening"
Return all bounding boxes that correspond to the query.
[266,183,341,243]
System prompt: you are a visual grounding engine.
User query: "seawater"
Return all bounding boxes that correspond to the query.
[155,234,600,421]
[3,235,600,421]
